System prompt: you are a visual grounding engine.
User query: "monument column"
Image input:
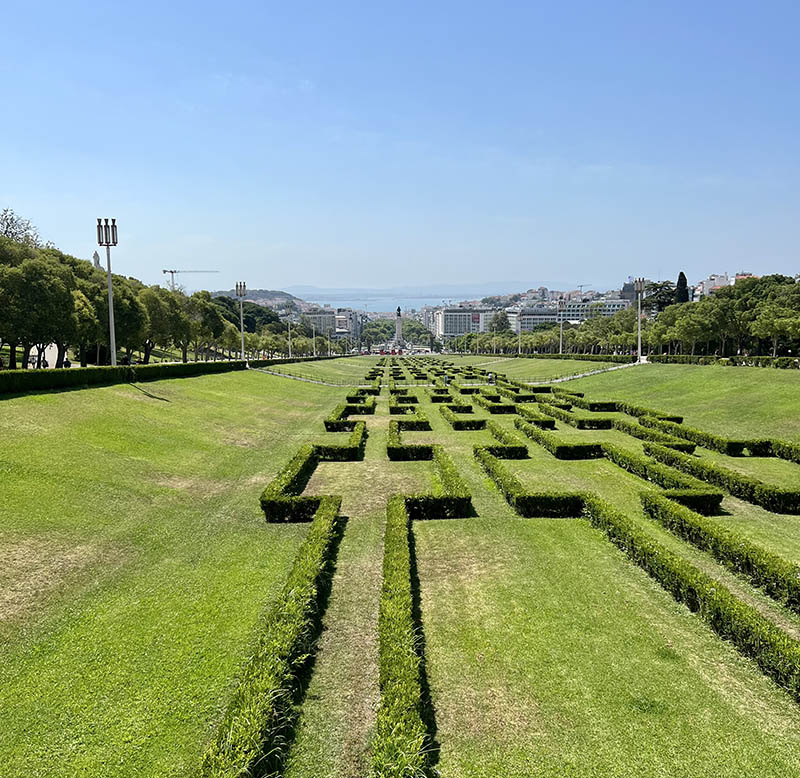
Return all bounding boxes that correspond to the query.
[395,306,402,344]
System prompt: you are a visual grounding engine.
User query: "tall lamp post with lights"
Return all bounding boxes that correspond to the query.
[558,297,566,354]
[235,281,247,360]
[634,277,646,362]
[96,218,118,366]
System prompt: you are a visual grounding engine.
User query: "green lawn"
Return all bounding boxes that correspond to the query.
[5,357,800,776]
[569,363,800,441]
[0,371,341,777]
[264,355,384,384]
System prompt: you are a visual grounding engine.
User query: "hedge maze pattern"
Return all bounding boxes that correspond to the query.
[202,356,800,777]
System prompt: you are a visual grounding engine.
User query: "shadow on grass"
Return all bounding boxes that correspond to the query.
[408,525,441,772]
[129,383,171,402]
[252,512,349,778]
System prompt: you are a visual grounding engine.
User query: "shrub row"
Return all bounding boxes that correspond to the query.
[648,354,800,369]
[439,405,486,430]
[314,422,367,462]
[387,420,433,461]
[644,443,800,514]
[514,418,603,460]
[600,443,723,514]
[485,420,529,459]
[371,497,428,777]
[537,402,613,430]
[473,393,517,414]
[259,444,321,521]
[510,353,636,364]
[639,416,770,456]
[201,495,342,778]
[474,446,583,517]
[496,385,539,402]
[615,400,683,423]
[582,494,800,702]
[641,493,800,613]
[611,417,696,453]
[0,356,350,396]
[404,446,473,520]
[515,405,556,429]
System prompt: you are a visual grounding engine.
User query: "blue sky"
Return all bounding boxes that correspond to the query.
[2,1,798,292]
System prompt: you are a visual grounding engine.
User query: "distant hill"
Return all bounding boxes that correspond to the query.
[211,288,302,307]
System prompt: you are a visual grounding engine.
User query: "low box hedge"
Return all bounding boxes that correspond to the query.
[486,420,528,459]
[514,418,603,460]
[641,493,800,614]
[516,405,556,429]
[582,494,800,703]
[314,422,367,462]
[639,417,771,456]
[474,446,583,517]
[439,405,486,430]
[644,443,800,514]
[259,444,321,522]
[611,417,696,453]
[371,496,428,776]
[600,443,723,514]
[202,496,342,777]
[387,421,433,461]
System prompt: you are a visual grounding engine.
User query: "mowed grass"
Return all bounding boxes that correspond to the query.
[398,374,800,777]
[569,362,800,441]
[430,354,616,380]
[0,371,341,777]
[265,355,384,384]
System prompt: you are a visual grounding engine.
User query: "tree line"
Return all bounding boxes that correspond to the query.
[453,274,800,357]
[0,210,355,369]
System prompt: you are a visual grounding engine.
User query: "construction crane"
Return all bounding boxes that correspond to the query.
[162,269,220,291]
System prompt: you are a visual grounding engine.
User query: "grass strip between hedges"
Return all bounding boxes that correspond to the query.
[201,495,343,778]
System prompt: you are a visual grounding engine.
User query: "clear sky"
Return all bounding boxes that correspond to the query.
[2,1,798,292]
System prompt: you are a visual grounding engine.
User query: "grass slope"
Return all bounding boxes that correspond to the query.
[0,371,340,777]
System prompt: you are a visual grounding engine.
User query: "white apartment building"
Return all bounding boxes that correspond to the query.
[507,299,630,332]
[433,308,494,339]
[304,308,362,340]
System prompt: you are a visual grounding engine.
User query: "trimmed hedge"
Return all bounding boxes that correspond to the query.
[315,422,367,462]
[404,446,472,520]
[0,355,351,396]
[648,354,800,369]
[439,405,486,430]
[201,495,342,777]
[514,418,603,460]
[485,420,528,459]
[601,443,723,514]
[537,402,613,430]
[515,405,556,429]
[644,443,800,514]
[582,495,800,702]
[259,444,321,521]
[473,393,517,414]
[474,446,583,517]
[641,493,800,614]
[615,400,683,423]
[639,417,770,456]
[611,417,696,453]
[371,497,428,777]
[387,421,433,461]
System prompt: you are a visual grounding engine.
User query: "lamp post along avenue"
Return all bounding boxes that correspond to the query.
[558,297,565,354]
[96,218,118,366]
[235,281,247,360]
[634,277,646,362]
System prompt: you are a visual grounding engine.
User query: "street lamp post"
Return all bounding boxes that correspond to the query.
[235,281,246,360]
[287,320,292,359]
[634,277,646,362]
[312,322,316,357]
[96,219,118,366]
[558,297,565,354]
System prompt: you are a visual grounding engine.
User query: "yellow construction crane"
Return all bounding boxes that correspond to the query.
[162,269,220,291]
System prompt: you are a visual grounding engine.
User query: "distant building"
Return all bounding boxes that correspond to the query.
[695,273,732,297]
[507,298,630,333]
[433,307,494,339]
[305,307,362,340]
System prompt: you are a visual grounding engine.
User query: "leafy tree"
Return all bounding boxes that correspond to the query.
[645,281,677,313]
[489,311,511,332]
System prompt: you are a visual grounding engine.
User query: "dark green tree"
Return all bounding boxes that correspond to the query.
[675,272,690,303]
